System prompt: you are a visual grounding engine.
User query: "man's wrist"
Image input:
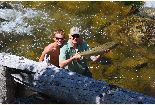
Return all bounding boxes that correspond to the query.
[70,56,75,60]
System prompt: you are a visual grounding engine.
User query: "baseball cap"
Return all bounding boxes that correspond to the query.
[69,27,80,36]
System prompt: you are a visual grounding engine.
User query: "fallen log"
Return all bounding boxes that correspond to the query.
[0,52,155,104]
[0,66,15,103]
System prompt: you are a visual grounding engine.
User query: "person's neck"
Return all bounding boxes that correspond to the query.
[53,42,60,48]
[71,43,77,49]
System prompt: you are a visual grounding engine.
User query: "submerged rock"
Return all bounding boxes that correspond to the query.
[0,2,13,9]
[139,7,155,19]
[106,16,155,45]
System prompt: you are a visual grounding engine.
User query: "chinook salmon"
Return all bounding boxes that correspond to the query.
[80,41,118,57]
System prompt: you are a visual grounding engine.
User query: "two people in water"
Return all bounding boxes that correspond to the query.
[39,27,108,77]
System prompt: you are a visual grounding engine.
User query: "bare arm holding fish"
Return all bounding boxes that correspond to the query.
[90,49,111,61]
[60,41,116,68]
[79,42,116,57]
[59,49,109,68]
[59,53,81,68]
[59,27,117,77]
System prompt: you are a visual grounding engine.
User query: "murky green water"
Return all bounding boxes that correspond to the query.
[1,1,155,98]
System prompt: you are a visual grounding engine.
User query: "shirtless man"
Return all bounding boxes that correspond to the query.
[39,29,65,67]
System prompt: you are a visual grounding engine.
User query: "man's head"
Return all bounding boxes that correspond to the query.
[69,27,81,44]
[53,29,65,46]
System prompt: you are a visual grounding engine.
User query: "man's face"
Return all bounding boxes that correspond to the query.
[71,34,80,44]
[54,33,64,46]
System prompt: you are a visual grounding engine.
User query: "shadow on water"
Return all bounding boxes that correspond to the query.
[98,57,112,65]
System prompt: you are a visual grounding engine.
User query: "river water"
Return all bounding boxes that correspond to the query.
[0,1,155,103]
[144,1,155,8]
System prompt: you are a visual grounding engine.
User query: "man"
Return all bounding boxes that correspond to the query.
[59,27,101,77]
[39,29,65,67]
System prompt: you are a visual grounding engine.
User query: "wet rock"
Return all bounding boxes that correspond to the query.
[139,7,155,19]
[0,18,7,22]
[120,57,148,70]
[149,38,155,45]
[0,2,13,9]
[0,66,16,104]
[134,62,148,70]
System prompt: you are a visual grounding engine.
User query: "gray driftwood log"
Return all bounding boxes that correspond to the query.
[0,52,155,104]
[0,66,15,103]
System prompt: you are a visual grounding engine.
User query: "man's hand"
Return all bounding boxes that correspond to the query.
[73,53,81,60]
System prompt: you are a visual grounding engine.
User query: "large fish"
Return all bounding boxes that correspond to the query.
[80,41,118,57]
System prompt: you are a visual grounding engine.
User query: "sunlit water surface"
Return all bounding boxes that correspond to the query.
[0,1,155,101]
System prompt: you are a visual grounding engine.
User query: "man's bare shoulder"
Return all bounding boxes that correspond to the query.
[44,43,55,52]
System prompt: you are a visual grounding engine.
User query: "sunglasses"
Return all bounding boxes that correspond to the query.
[72,34,80,38]
[55,37,64,40]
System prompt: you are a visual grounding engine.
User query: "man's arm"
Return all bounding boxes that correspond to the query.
[39,46,51,62]
[39,54,44,62]
[90,55,101,62]
[39,51,47,62]
[81,41,101,62]
[59,53,81,68]
[90,49,111,62]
